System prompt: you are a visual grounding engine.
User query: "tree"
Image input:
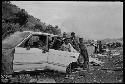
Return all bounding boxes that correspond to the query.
[2,1,62,40]
[34,24,45,31]
[2,1,11,4]
[14,9,29,26]
[55,25,58,29]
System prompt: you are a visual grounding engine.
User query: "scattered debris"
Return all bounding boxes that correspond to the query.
[1,47,122,83]
[37,78,56,83]
[29,78,37,83]
[89,57,104,66]
[97,54,107,57]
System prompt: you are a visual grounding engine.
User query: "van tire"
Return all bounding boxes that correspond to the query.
[66,62,78,74]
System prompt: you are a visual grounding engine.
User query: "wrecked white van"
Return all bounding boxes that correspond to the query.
[2,31,81,73]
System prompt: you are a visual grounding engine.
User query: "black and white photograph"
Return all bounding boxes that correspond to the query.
[2,1,123,83]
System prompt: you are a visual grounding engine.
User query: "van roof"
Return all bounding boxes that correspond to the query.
[23,31,58,37]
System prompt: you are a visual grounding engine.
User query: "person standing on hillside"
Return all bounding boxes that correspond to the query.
[52,36,63,50]
[78,38,89,70]
[61,32,68,44]
[98,41,103,54]
[94,40,98,54]
[70,32,80,52]
[60,38,72,52]
[62,32,67,40]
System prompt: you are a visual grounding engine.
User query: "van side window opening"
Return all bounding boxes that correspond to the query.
[50,37,63,50]
[18,35,47,49]
[48,36,53,49]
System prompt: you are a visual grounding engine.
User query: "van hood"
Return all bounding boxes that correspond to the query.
[2,31,30,49]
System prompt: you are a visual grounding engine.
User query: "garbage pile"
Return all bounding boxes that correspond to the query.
[89,47,121,67]
[89,57,104,66]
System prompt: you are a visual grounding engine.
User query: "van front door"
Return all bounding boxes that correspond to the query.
[13,35,48,72]
[47,49,79,73]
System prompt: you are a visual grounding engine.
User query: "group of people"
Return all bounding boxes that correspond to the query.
[93,41,103,54]
[52,32,89,70]
[106,42,122,49]
[93,40,122,55]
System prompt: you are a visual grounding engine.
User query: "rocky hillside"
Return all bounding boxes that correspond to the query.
[2,1,61,40]
[101,37,123,44]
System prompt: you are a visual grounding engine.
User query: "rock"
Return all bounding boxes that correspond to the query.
[37,78,56,83]
[29,78,37,83]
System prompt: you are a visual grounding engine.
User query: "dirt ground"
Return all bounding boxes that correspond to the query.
[1,46,123,83]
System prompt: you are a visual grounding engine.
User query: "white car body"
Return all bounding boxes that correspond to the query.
[13,31,80,73]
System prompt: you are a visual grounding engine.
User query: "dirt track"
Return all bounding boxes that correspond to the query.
[1,46,123,83]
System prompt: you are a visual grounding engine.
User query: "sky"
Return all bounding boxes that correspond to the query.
[11,1,123,40]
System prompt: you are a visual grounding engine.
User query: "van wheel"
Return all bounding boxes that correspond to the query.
[66,62,78,74]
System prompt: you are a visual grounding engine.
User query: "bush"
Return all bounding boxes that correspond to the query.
[2,1,62,40]
[2,22,23,40]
